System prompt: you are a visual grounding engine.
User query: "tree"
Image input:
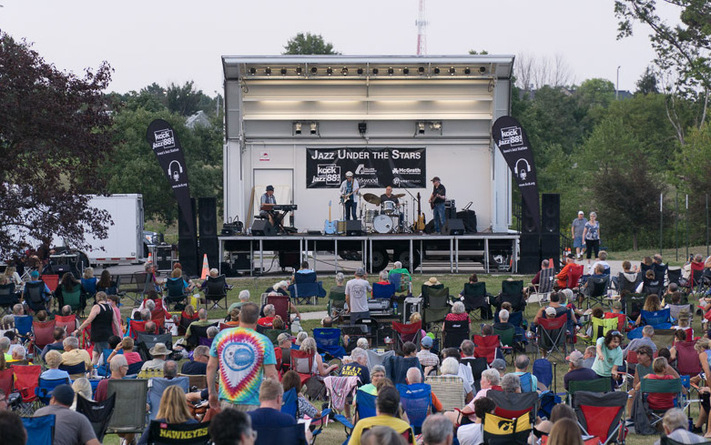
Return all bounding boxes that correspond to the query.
[672,122,711,241]
[636,66,660,94]
[283,32,339,55]
[0,32,114,256]
[166,81,203,117]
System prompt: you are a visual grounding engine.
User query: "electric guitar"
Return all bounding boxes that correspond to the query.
[324,200,337,235]
[340,190,355,204]
[415,192,425,232]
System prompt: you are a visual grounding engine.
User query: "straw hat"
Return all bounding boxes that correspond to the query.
[424,277,441,286]
[149,343,169,356]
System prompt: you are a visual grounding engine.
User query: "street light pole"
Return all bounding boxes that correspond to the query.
[616,66,621,100]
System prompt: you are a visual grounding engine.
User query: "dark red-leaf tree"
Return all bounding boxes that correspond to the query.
[0,31,115,258]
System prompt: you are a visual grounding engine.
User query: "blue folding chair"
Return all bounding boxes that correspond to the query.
[313,328,346,359]
[532,358,553,391]
[289,271,326,305]
[59,362,88,377]
[628,308,673,339]
[23,414,55,445]
[35,377,71,405]
[372,282,396,299]
[281,388,298,417]
[355,388,377,420]
[397,383,432,435]
[147,377,189,421]
[14,314,33,338]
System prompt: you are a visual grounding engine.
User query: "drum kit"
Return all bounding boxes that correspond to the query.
[361,193,409,234]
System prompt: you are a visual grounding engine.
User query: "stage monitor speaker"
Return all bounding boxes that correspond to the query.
[541,193,560,234]
[456,210,477,233]
[443,219,465,235]
[178,198,198,276]
[521,197,538,234]
[444,200,457,219]
[251,220,275,236]
[278,251,300,270]
[198,197,219,268]
[346,220,363,236]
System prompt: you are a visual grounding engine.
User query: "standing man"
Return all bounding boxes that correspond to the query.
[207,302,278,412]
[259,185,277,226]
[345,267,372,325]
[340,171,360,221]
[429,176,447,234]
[571,211,587,260]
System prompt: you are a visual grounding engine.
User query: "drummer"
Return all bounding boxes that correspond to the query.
[380,186,404,230]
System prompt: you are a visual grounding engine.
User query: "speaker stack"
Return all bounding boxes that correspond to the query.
[178,198,199,276]
[198,197,219,271]
[540,194,561,271]
[346,220,364,236]
[251,220,275,236]
[443,219,466,235]
[518,197,540,274]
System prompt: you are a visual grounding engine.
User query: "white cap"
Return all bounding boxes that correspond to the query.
[345,171,353,177]
[578,211,584,215]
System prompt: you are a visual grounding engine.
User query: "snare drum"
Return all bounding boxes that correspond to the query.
[382,201,397,215]
[365,209,380,224]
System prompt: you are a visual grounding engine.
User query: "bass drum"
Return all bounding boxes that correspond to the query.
[373,214,394,234]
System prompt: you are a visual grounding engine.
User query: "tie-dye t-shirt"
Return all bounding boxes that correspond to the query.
[209,327,276,405]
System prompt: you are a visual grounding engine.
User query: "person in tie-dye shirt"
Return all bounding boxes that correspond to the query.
[208,302,277,411]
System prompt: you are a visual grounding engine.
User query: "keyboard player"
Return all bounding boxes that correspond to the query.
[259,185,277,226]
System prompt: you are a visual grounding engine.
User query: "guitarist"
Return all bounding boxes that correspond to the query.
[429,176,447,234]
[339,171,360,220]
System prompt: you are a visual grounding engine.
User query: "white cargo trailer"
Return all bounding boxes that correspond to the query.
[84,194,145,265]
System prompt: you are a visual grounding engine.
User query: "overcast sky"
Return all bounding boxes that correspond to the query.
[1,0,681,95]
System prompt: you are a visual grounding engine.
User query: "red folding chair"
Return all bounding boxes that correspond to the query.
[567,264,584,289]
[128,319,147,339]
[473,334,500,363]
[676,340,702,376]
[290,349,315,385]
[41,274,59,294]
[266,295,291,326]
[13,365,42,403]
[391,321,423,354]
[0,368,13,396]
[32,319,56,356]
[55,314,77,335]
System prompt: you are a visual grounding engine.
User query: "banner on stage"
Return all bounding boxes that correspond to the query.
[306,147,426,188]
[146,119,196,237]
[492,116,540,232]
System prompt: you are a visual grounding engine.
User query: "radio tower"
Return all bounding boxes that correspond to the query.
[416,0,427,55]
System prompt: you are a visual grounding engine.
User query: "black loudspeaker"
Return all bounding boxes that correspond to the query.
[456,210,477,233]
[519,233,540,274]
[198,197,219,269]
[251,220,275,236]
[154,245,173,271]
[346,220,363,236]
[444,200,457,219]
[443,219,465,235]
[541,194,560,234]
[178,199,199,276]
[278,251,300,270]
[541,234,560,271]
[521,197,538,234]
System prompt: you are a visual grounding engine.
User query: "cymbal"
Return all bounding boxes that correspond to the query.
[393,193,406,198]
[363,193,381,205]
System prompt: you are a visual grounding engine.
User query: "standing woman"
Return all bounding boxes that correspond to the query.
[75,291,122,366]
[592,330,624,390]
[582,212,600,265]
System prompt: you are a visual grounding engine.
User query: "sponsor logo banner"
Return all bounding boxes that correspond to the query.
[306,147,426,188]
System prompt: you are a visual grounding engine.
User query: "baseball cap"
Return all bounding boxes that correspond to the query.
[578,211,584,215]
[355,267,365,277]
[52,384,75,407]
[545,307,557,317]
[421,336,433,348]
[566,350,584,363]
[431,176,440,182]
[345,171,353,177]
[30,270,40,279]
[490,359,506,372]
[266,185,274,191]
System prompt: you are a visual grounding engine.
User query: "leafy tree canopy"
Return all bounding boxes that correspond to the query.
[283,32,339,55]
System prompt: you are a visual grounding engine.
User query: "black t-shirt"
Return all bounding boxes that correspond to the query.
[563,367,599,390]
[380,194,399,205]
[432,184,446,204]
[181,360,207,375]
[339,362,371,385]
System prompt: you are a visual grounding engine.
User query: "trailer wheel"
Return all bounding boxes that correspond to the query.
[369,248,389,273]
[395,249,421,272]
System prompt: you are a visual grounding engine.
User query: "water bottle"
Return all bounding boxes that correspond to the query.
[393,301,398,316]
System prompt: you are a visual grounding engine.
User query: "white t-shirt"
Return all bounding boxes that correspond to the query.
[457,423,483,445]
[345,278,371,313]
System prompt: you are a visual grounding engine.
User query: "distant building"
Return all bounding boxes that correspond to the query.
[186,110,211,129]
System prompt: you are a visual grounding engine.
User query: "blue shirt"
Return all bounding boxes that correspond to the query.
[40,368,71,381]
[249,407,296,429]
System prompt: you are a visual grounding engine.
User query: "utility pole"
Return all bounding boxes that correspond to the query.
[416,0,427,55]
[616,66,621,100]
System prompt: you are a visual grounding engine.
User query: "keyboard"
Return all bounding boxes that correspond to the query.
[272,204,297,211]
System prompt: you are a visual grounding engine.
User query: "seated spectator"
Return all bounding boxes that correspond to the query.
[634,295,664,327]
[389,261,412,281]
[444,301,469,324]
[405,367,443,412]
[534,292,576,325]
[493,309,514,331]
[10,345,28,363]
[501,373,521,393]
[669,330,688,362]
[258,304,276,328]
[527,260,550,296]
[249,378,303,438]
[137,385,197,445]
[71,377,93,410]
[457,397,495,445]
[641,357,677,411]
[163,360,178,379]
[200,268,228,292]
[107,337,142,366]
[513,354,539,392]
[592,330,624,388]
[489,358,507,378]
[281,370,322,419]
[375,270,390,285]
[582,346,596,368]
[453,369,501,425]
[182,345,209,375]
[184,309,213,339]
[141,342,168,372]
[417,336,440,369]
[555,255,576,289]
[340,347,371,385]
[563,350,597,391]
[0,337,10,362]
[627,345,680,418]
[266,280,290,297]
[33,384,100,445]
[421,414,454,445]
[61,336,91,379]
[277,333,292,372]
[361,426,408,445]
[590,250,610,275]
[548,417,583,445]
[228,290,251,314]
[95,355,128,402]
[360,365,386,396]
[582,264,607,297]
[423,277,442,288]
[441,357,473,403]
[224,308,240,327]
[41,350,71,381]
[348,386,416,445]
[209,408,256,445]
[41,326,67,361]
[655,408,706,445]
[300,337,338,376]
[624,325,658,358]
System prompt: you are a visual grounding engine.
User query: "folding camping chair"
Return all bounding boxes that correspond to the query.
[266,294,291,326]
[498,280,526,312]
[281,387,298,418]
[568,378,612,404]
[0,367,13,396]
[641,378,685,427]
[573,390,627,445]
[494,309,527,342]
[604,312,628,333]
[262,328,288,346]
[106,378,148,435]
[372,282,396,299]
[136,332,174,361]
[0,283,20,315]
[640,308,672,330]
[327,290,346,320]
[32,319,56,357]
[532,357,554,392]
[60,285,83,314]
[536,314,568,362]
[488,390,539,420]
[676,340,703,376]
[366,349,394,371]
[23,280,50,313]
[35,376,72,405]
[669,304,692,322]
[494,325,516,364]
[289,271,326,305]
[385,355,423,386]
[164,277,188,310]
[313,327,346,359]
[147,377,190,421]
[13,364,42,403]
[668,267,682,286]
[391,321,422,354]
[127,319,148,339]
[76,393,116,443]
[530,268,556,305]
[147,421,212,445]
[442,319,470,349]
[178,311,199,336]
[290,349,316,385]
[55,314,77,335]
[422,287,450,328]
[14,314,33,339]
[22,414,55,445]
[624,293,647,324]
[42,274,59,294]
[473,334,499,364]
[425,375,465,412]
[460,282,492,320]
[581,316,618,346]
[583,275,610,308]
[616,272,641,294]
[567,264,585,289]
[461,357,488,392]
[203,275,229,310]
[186,322,218,349]
[482,411,532,445]
[397,382,433,435]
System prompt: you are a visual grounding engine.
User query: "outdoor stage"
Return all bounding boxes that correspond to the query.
[218,232,519,276]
